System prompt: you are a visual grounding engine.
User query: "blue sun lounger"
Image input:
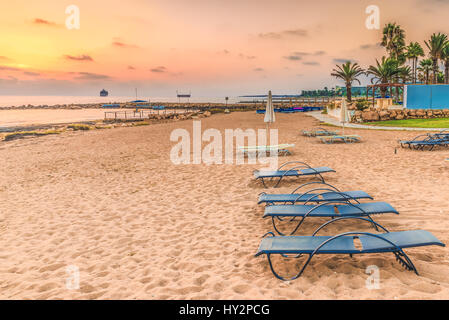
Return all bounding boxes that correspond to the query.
[302,127,339,137]
[412,140,449,151]
[399,132,449,150]
[255,217,445,281]
[264,202,398,235]
[258,182,373,205]
[254,162,335,188]
[319,135,362,144]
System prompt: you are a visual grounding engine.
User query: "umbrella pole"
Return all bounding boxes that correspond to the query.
[266,123,269,146]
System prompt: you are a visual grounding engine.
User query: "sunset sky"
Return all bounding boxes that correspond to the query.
[1,0,449,97]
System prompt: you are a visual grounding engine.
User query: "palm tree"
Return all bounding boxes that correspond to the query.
[381,23,406,62]
[437,71,445,84]
[331,61,365,102]
[424,32,449,84]
[366,57,402,98]
[406,42,424,83]
[441,45,449,84]
[418,59,433,84]
[399,65,412,84]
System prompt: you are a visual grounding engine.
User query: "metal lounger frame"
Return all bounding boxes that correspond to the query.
[260,217,418,281]
[254,161,327,188]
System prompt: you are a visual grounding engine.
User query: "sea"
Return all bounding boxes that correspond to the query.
[0,96,243,108]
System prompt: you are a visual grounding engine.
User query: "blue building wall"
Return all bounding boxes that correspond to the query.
[406,85,449,109]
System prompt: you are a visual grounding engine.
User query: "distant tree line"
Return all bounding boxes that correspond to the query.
[331,22,449,101]
[300,87,367,98]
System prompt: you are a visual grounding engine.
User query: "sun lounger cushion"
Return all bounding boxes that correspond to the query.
[258,191,372,204]
[254,167,334,179]
[263,202,398,218]
[255,230,444,256]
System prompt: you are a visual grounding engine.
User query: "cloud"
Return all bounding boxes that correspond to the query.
[0,65,20,71]
[0,76,18,84]
[283,29,308,37]
[0,65,40,76]
[75,72,111,80]
[112,41,139,48]
[293,52,310,56]
[302,61,320,66]
[240,54,256,60]
[0,56,11,61]
[33,18,58,26]
[128,65,136,70]
[284,55,302,61]
[333,58,356,64]
[150,66,167,73]
[64,54,94,62]
[253,67,264,72]
[259,28,308,39]
[23,71,40,76]
[284,50,326,61]
[360,43,382,50]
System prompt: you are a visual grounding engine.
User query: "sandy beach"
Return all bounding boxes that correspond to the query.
[0,111,448,299]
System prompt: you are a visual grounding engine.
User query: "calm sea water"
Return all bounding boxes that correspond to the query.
[0,96,242,108]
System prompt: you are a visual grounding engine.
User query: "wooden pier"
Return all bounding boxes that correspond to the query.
[104,109,196,122]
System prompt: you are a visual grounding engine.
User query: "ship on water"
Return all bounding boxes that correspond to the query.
[100,89,109,97]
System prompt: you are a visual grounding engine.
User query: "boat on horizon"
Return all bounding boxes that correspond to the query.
[100,89,109,97]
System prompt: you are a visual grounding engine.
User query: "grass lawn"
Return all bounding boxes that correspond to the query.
[364,118,449,128]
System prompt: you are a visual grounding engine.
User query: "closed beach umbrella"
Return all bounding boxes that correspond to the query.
[264,90,275,128]
[341,98,347,134]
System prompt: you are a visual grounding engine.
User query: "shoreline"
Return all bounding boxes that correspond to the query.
[0,102,262,111]
[0,110,212,138]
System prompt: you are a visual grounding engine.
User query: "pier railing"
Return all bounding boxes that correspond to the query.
[104,109,196,121]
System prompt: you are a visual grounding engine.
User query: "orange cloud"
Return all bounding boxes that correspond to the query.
[33,18,58,27]
[64,55,94,62]
[112,41,139,48]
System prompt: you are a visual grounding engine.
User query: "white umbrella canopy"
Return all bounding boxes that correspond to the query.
[264,90,275,126]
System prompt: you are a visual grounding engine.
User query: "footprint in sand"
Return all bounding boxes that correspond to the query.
[194,274,210,286]
[231,284,251,294]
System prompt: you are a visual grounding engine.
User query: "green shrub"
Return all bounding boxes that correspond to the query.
[209,108,225,114]
[131,121,150,126]
[67,124,91,131]
[355,99,370,111]
[3,129,62,141]
[326,102,336,110]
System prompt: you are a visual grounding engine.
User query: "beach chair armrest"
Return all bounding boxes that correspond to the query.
[290,182,340,194]
[277,161,312,171]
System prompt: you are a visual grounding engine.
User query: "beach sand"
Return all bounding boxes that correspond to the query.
[0,111,448,299]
